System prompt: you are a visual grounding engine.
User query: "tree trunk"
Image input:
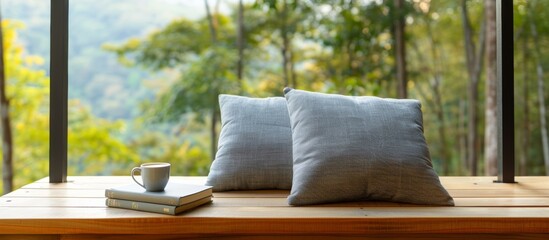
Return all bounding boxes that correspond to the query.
[529,3,549,175]
[461,0,485,176]
[394,0,407,99]
[280,0,290,88]
[289,43,297,89]
[433,79,450,175]
[0,6,14,194]
[459,99,468,175]
[409,26,450,175]
[484,0,497,176]
[211,108,218,161]
[205,0,219,160]
[237,0,244,93]
[520,34,529,176]
[204,0,217,42]
[426,22,451,175]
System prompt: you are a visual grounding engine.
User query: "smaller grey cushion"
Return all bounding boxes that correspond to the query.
[206,94,293,191]
[285,89,454,206]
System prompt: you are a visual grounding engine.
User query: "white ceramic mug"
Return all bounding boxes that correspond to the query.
[131,162,170,192]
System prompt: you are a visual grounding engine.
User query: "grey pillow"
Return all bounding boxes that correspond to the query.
[284,89,454,206]
[206,94,293,191]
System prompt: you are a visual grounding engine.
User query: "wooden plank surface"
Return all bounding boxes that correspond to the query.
[1,176,549,238]
[4,196,549,207]
[26,175,546,186]
[0,214,548,235]
[2,205,549,219]
[2,234,549,240]
[8,188,549,198]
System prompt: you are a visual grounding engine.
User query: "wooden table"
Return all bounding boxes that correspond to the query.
[1,176,549,239]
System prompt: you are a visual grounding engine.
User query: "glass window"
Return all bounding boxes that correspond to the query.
[1,0,50,194]
[513,0,549,176]
[3,0,546,193]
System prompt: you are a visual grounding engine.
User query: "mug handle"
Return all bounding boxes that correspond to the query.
[131,167,145,189]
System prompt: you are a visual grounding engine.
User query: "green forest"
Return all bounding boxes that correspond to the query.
[1,0,549,195]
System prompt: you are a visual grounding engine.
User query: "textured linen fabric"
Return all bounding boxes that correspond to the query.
[206,94,293,191]
[284,89,454,206]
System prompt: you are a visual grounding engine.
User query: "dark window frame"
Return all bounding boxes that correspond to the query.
[49,0,68,183]
[496,0,515,183]
[48,0,516,183]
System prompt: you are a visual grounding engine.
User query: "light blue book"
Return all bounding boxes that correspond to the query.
[105,182,212,206]
[106,196,212,215]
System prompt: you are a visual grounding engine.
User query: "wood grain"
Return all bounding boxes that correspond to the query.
[2,234,547,240]
[1,176,549,239]
[3,205,549,219]
[4,196,549,207]
[7,187,549,199]
[64,234,549,240]
[0,216,548,234]
[55,234,549,240]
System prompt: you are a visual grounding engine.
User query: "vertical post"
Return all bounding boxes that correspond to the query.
[496,0,515,183]
[49,0,69,183]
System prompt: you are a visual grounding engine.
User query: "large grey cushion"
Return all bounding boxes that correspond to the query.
[284,89,454,206]
[206,94,293,191]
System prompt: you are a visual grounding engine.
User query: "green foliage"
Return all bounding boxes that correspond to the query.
[107,14,241,123]
[513,0,549,175]
[2,20,49,191]
[104,18,207,69]
[67,100,141,175]
[404,1,471,172]
[3,0,200,120]
[128,129,211,176]
[146,46,240,123]
[1,20,145,193]
[106,10,246,163]
[105,0,549,176]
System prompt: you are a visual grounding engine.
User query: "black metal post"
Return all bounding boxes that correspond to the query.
[496,0,515,183]
[49,0,69,183]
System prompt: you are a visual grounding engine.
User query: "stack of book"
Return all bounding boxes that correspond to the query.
[105,183,213,215]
